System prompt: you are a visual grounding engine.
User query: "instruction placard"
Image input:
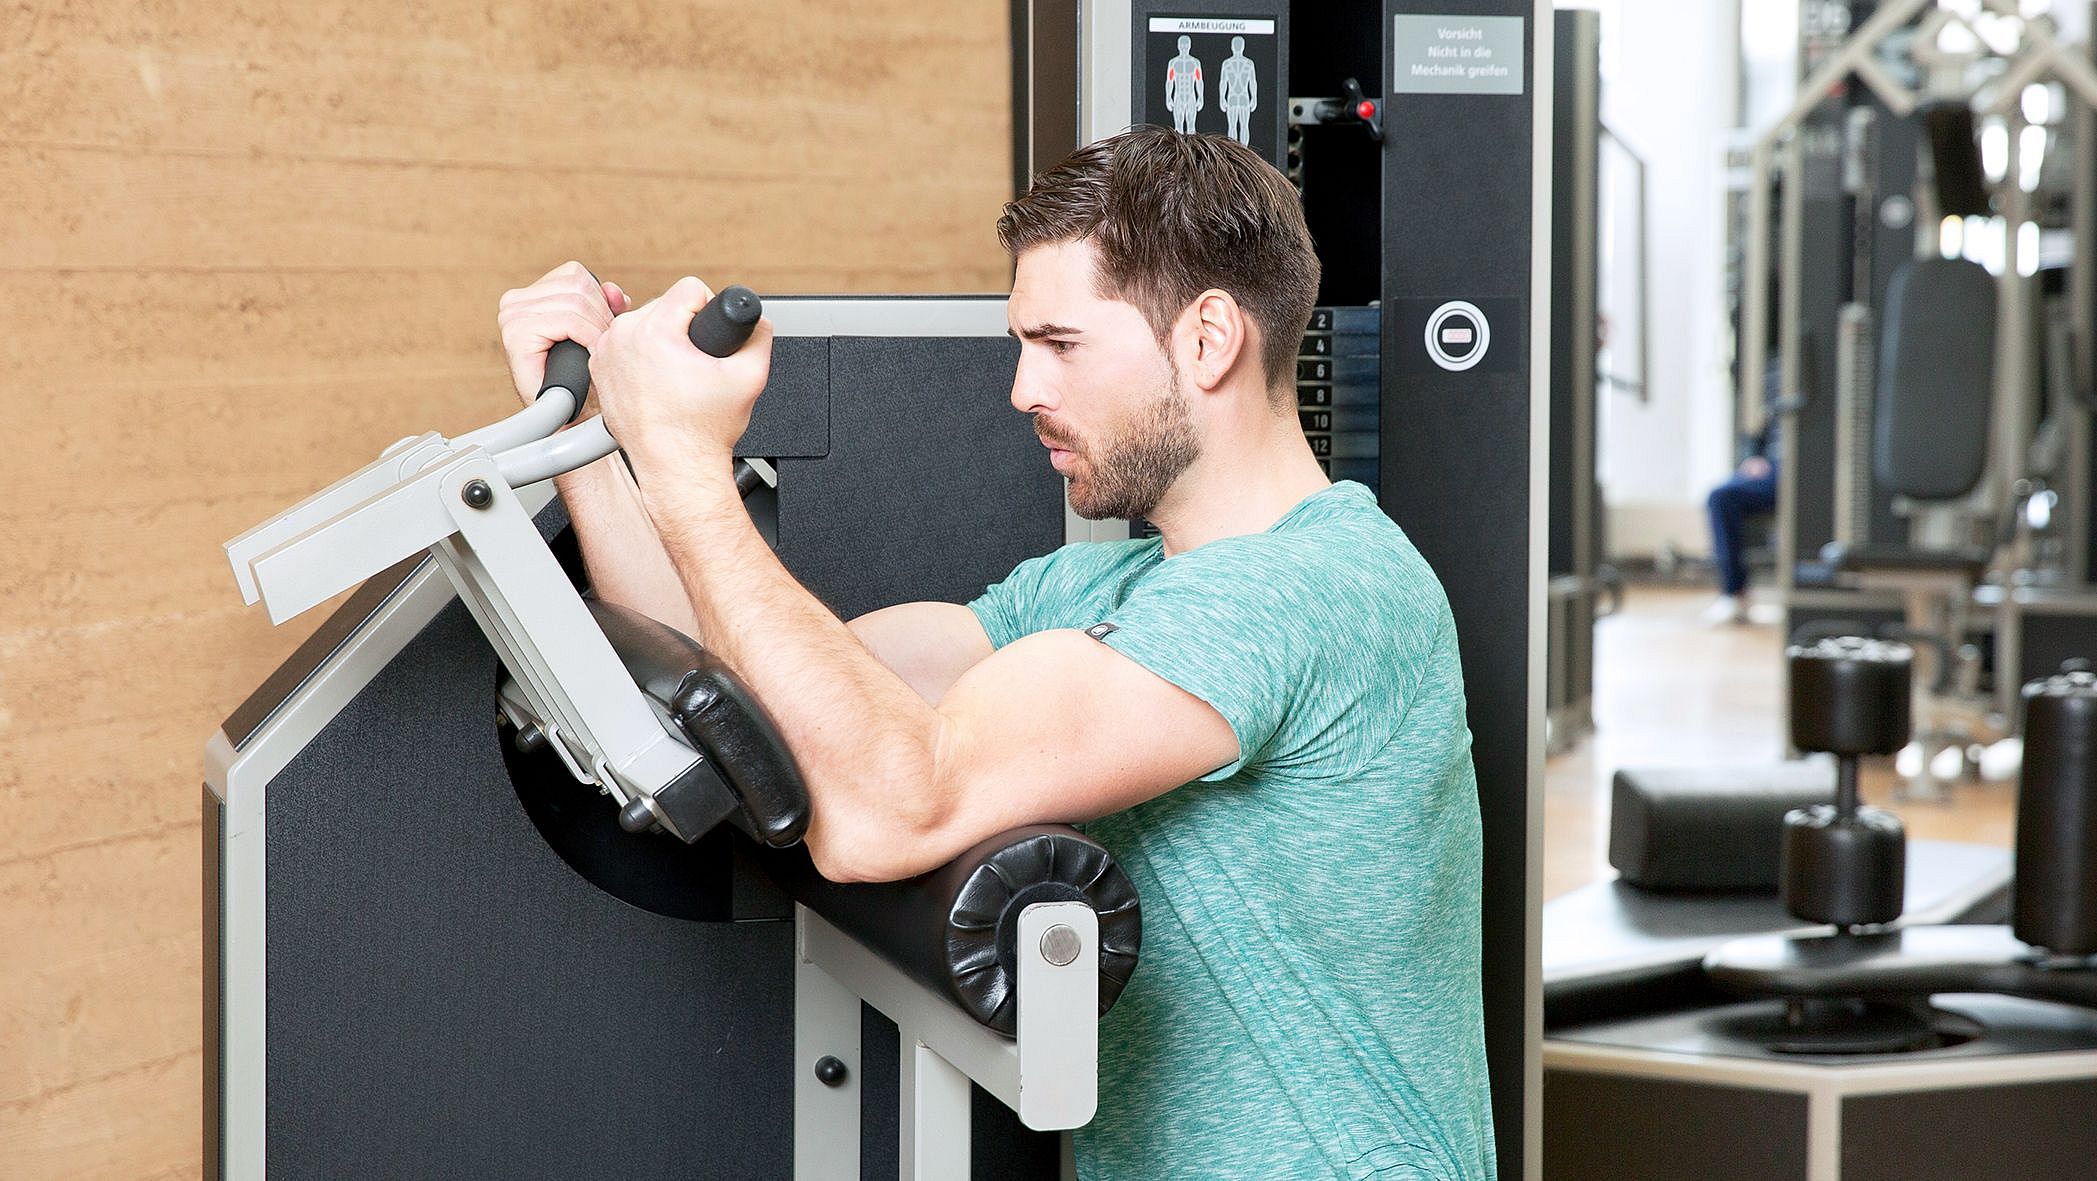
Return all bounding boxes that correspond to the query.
[1392,14,1524,95]
[1145,13,1280,161]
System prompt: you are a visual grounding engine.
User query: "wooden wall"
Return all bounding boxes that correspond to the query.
[0,3,1013,1174]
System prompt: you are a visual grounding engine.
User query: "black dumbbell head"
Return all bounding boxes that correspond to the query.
[1788,636,1913,756]
[2014,669,2097,954]
[1782,803,1907,927]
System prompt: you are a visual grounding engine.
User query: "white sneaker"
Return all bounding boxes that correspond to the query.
[1701,594,1747,625]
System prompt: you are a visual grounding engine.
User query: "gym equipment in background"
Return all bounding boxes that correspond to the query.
[1815,258,2009,799]
[1708,654,2097,1025]
[1739,0,2097,772]
[1543,640,2097,1180]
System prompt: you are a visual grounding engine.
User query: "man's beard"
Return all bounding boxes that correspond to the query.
[1046,373,1202,521]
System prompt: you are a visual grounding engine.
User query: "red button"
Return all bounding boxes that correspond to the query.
[1356,100,1377,121]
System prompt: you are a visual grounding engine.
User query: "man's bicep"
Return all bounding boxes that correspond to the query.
[848,602,994,705]
[934,630,1240,839]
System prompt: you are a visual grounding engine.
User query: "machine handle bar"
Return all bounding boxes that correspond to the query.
[494,285,764,487]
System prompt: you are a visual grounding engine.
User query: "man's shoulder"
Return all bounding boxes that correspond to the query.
[1023,537,1158,578]
[997,537,1159,604]
[1208,486,1446,606]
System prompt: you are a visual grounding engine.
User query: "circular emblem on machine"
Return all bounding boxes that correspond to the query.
[1425,300,1490,371]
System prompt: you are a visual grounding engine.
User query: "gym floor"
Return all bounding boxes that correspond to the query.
[1542,586,2019,902]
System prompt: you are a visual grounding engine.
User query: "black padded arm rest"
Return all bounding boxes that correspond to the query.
[585,600,810,848]
[766,825,1142,1037]
[1610,764,1834,891]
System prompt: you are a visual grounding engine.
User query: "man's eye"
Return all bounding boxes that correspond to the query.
[1046,339,1077,355]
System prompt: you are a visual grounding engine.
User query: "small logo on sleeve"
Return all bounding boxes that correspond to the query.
[1084,622,1119,642]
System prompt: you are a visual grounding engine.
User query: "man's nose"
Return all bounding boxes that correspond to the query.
[1010,362,1055,415]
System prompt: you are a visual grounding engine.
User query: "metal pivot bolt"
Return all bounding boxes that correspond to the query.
[461,479,494,509]
[1039,924,1082,967]
[813,1055,849,1087]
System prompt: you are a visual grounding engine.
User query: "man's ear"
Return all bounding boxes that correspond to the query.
[1182,289,1251,392]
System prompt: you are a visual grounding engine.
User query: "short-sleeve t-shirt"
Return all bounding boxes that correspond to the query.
[967,481,1495,1180]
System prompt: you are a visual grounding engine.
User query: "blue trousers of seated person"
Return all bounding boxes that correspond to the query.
[1708,469,1777,596]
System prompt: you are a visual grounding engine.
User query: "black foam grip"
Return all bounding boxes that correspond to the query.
[690,285,763,358]
[2016,671,2097,954]
[583,600,810,848]
[1788,636,1913,756]
[768,826,1142,1037]
[539,339,592,422]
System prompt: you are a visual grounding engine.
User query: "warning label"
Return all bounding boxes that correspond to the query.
[1391,14,1524,96]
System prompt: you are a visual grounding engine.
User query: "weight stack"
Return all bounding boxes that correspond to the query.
[1300,306,1380,488]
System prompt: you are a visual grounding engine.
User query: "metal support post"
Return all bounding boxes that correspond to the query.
[900,1039,973,1180]
[795,945,864,1181]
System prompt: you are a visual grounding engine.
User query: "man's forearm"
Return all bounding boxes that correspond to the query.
[636,466,949,875]
[554,455,701,636]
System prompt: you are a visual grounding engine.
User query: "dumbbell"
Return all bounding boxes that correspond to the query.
[1783,636,1913,929]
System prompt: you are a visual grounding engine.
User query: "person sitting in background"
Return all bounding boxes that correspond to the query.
[1704,388,1779,625]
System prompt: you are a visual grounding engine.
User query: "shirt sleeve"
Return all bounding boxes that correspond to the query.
[966,551,1058,650]
[1092,537,1322,782]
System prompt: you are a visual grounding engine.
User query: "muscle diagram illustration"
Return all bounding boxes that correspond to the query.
[1219,36,1257,145]
[1165,35,1204,133]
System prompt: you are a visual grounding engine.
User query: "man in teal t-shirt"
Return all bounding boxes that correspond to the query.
[510,125,1493,1177]
[969,483,1492,1178]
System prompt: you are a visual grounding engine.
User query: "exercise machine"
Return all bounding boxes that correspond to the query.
[1739,0,2097,794]
[213,0,1557,1170]
[207,294,1140,1178]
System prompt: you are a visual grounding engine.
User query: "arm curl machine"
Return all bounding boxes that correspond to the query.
[211,287,1138,1179]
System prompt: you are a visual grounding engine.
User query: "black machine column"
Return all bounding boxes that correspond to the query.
[1380,4,1547,1173]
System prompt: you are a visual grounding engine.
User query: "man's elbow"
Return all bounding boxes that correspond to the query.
[803,729,970,883]
[803,816,946,884]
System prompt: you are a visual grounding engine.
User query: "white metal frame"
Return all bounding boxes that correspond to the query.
[793,903,1102,1181]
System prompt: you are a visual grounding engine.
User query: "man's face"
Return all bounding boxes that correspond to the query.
[1007,241,1201,520]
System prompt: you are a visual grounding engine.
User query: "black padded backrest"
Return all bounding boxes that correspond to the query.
[1875,256,1997,501]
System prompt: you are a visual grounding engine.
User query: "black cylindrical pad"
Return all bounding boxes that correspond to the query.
[1789,636,1913,756]
[2016,671,2097,954]
[769,826,1142,1037]
[690,285,763,357]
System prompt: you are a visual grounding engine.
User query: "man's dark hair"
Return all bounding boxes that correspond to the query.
[996,126,1321,395]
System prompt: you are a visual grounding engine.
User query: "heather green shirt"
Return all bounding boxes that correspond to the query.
[968,481,1493,1180]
